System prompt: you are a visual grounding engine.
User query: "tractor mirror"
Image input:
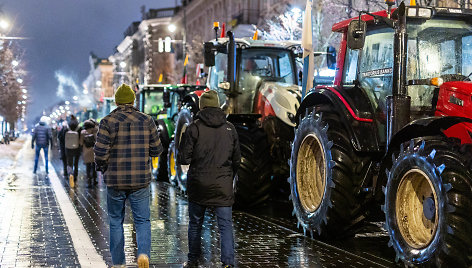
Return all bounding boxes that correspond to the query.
[347,20,366,50]
[204,42,215,67]
[218,81,230,91]
[326,46,336,69]
[163,88,171,108]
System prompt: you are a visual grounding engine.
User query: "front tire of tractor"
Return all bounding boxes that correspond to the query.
[234,125,272,208]
[174,108,193,193]
[384,137,472,267]
[289,107,366,237]
[153,119,170,181]
[167,140,178,186]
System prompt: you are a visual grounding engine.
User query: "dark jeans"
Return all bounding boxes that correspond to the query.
[107,186,151,265]
[85,162,97,179]
[61,152,68,175]
[188,201,234,266]
[33,146,49,174]
[66,148,80,178]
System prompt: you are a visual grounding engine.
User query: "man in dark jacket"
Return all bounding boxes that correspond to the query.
[32,116,53,174]
[57,121,69,177]
[94,84,163,268]
[65,115,81,183]
[178,90,241,268]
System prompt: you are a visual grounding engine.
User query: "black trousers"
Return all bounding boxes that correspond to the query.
[66,148,80,179]
[85,162,97,179]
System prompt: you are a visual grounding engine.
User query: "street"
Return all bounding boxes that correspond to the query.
[0,138,398,267]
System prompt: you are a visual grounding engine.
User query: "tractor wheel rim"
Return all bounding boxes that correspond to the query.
[296,133,326,213]
[170,152,176,176]
[395,168,439,249]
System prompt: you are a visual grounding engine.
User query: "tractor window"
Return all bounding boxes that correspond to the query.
[357,27,394,113]
[343,48,359,85]
[208,52,228,91]
[143,91,164,116]
[406,18,472,113]
[237,48,296,113]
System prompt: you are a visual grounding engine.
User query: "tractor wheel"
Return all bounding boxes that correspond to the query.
[384,137,472,267]
[174,108,193,192]
[289,107,368,237]
[234,124,272,208]
[152,119,170,181]
[167,141,178,186]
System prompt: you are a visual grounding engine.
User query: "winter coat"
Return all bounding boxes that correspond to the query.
[32,122,52,148]
[94,104,163,190]
[178,107,241,207]
[57,125,68,157]
[80,125,98,164]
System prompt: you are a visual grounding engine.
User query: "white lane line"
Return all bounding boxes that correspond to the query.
[46,152,107,268]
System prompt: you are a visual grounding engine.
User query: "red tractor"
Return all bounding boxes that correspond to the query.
[290,1,472,266]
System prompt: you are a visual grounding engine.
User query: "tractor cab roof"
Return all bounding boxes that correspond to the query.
[210,37,300,50]
[333,6,472,32]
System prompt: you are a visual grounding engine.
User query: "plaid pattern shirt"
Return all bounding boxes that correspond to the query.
[94,104,163,189]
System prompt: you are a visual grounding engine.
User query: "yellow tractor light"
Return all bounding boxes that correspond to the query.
[430,77,444,87]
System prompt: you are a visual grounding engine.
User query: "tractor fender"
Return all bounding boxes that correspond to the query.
[387,116,472,155]
[256,82,301,127]
[296,87,380,152]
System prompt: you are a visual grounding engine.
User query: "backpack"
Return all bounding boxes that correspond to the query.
[83,133,96,148]
[65,130,79,149]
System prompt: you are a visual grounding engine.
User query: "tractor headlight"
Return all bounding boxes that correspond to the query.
[287,112,296,123]
[406,7,432,19]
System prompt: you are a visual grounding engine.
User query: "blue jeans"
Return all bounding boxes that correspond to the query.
[107,186,151,265]
[188,202,234,265]
[33,146,49,174]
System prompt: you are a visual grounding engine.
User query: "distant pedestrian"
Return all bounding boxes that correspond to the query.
[178,90,241,268]
[57,121,69,177]
[65,115,81,184]
[32,116,53,174]
[80,119,98,187]
[4,131,9,145]
[94,84,163,268]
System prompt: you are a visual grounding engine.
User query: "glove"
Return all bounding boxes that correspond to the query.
[95,160,108,173]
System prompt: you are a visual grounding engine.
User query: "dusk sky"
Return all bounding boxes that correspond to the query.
[4,0,176,125]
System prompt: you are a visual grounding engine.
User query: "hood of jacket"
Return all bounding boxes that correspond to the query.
[196,107,226,128]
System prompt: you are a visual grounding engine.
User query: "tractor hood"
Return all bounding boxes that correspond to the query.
[257,81,301,127]
[437,81,472,118]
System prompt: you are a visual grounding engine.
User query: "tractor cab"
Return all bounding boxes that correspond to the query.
[136,84,169,120]
[204,36,301,126]
[336,6,472,144]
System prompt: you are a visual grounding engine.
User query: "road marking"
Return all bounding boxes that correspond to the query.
[46,150,107,268]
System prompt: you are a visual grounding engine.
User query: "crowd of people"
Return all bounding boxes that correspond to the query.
[31,114,99,187]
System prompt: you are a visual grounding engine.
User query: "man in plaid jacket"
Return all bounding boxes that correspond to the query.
[94,84,163,268]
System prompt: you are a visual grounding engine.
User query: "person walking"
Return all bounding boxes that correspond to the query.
[80,119,98,187]
[57,121,69,177]
[4,131,10,145]
[94,84,163,268]
[178,90,241,268]
[65,115,81,184]
[32,116,53,174]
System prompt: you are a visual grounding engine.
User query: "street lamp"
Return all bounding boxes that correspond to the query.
[168,24,176,33]
[0,19,9,31]
[119,62,127,68]
[12,60,19,67]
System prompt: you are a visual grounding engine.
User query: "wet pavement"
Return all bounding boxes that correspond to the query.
[0,137,399,267]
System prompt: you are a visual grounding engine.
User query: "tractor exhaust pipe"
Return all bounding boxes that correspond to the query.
[387,2,410,146]
[226,31,237,113]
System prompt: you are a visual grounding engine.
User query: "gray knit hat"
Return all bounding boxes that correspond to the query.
[199,90,220,109]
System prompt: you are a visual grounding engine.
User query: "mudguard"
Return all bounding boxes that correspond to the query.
[387,116,472,156]
[296,87,380,152]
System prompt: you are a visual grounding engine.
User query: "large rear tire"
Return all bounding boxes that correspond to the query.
[289,107,368,236]
[384,137,472,266]
[174,108,193,192]
[234,124,272,208]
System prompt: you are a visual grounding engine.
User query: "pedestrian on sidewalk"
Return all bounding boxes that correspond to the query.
[65,115,81,183]
[4,131,10,145]
[57,121,69,177]
[80,119,98,187]
[94,83,163,268]
[32,116,53,174]
[178,90,241,268]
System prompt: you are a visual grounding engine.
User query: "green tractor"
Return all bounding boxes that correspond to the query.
[136,83,205,181]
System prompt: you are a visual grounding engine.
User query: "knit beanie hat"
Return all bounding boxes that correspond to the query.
[199,90,220,109]
[115,84,136,104]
